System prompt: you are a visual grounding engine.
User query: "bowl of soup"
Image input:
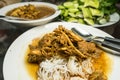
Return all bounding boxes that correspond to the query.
[0,2,61,27]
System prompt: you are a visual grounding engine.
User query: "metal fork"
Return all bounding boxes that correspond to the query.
[71,27,120,55]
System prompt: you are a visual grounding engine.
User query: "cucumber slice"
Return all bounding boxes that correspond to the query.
[89,8,103,16]
[68,13,76,17]
[68,8,79,13]
[63,2,74,8]
[67,17,78,22]
[84,18,94,25]
[78,19,85,24]
[99,18,107,24]
[84,0,99,8]
[82,8,92,18]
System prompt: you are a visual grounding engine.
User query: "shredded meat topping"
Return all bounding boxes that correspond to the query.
[27,25,103,63]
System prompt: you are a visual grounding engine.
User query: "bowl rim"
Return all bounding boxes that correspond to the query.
[0,2,61,23]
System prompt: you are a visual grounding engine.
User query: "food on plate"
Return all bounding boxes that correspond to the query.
[58,0,118,25]
[26,25,111,80]
[6,4,55,20]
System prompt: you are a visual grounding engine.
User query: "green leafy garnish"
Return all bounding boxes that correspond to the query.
[58,0,119,26]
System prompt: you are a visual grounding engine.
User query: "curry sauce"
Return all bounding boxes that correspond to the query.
[6,4,55,20]
[93,52,112,75]
[25,48,39,80]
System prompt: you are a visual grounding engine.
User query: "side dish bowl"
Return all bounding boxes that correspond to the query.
[0,2,61,27]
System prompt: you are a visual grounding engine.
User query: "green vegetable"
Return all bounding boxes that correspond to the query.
[63,10,68,17]
[73,3,79,8]
[78,19,85,24]
[99,0,118,15]
[68,8,79,13]
[58,5,65,10]
[63,2,74,8]
[68,13,76,17]
[58,0,118,26]
[75,12,83,18]
[89,8,103,17]
[84,0,99,8]
[80,0,85,3]
[99,18,107,24]
[67,17,78,22]
[84,18,94,25]
[82,8,92,18]
[78,5,83,10]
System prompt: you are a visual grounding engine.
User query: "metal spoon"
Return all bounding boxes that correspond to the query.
[0,15,31,21]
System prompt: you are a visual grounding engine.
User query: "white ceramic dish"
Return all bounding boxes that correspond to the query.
[0,2,61,27]
[3,22,120,80]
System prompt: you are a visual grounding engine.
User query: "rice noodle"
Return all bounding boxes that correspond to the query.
[37,56,93,80]
[67,56,93,79]
[38,56,70,80]
[82,58,94,74]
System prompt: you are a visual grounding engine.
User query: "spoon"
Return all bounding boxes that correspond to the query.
[0,15,31,21]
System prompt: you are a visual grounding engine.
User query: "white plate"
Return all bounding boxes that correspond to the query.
[93,12,120,27]
[3,22,120,80]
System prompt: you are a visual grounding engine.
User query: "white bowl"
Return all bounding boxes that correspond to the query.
[0,2,61,27]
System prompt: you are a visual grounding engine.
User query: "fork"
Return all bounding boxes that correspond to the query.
[71,27,120,55]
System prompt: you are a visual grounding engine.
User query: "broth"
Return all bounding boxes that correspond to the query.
[25,48,39,80]
[6,4,55,20]
[93,52,112,75]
